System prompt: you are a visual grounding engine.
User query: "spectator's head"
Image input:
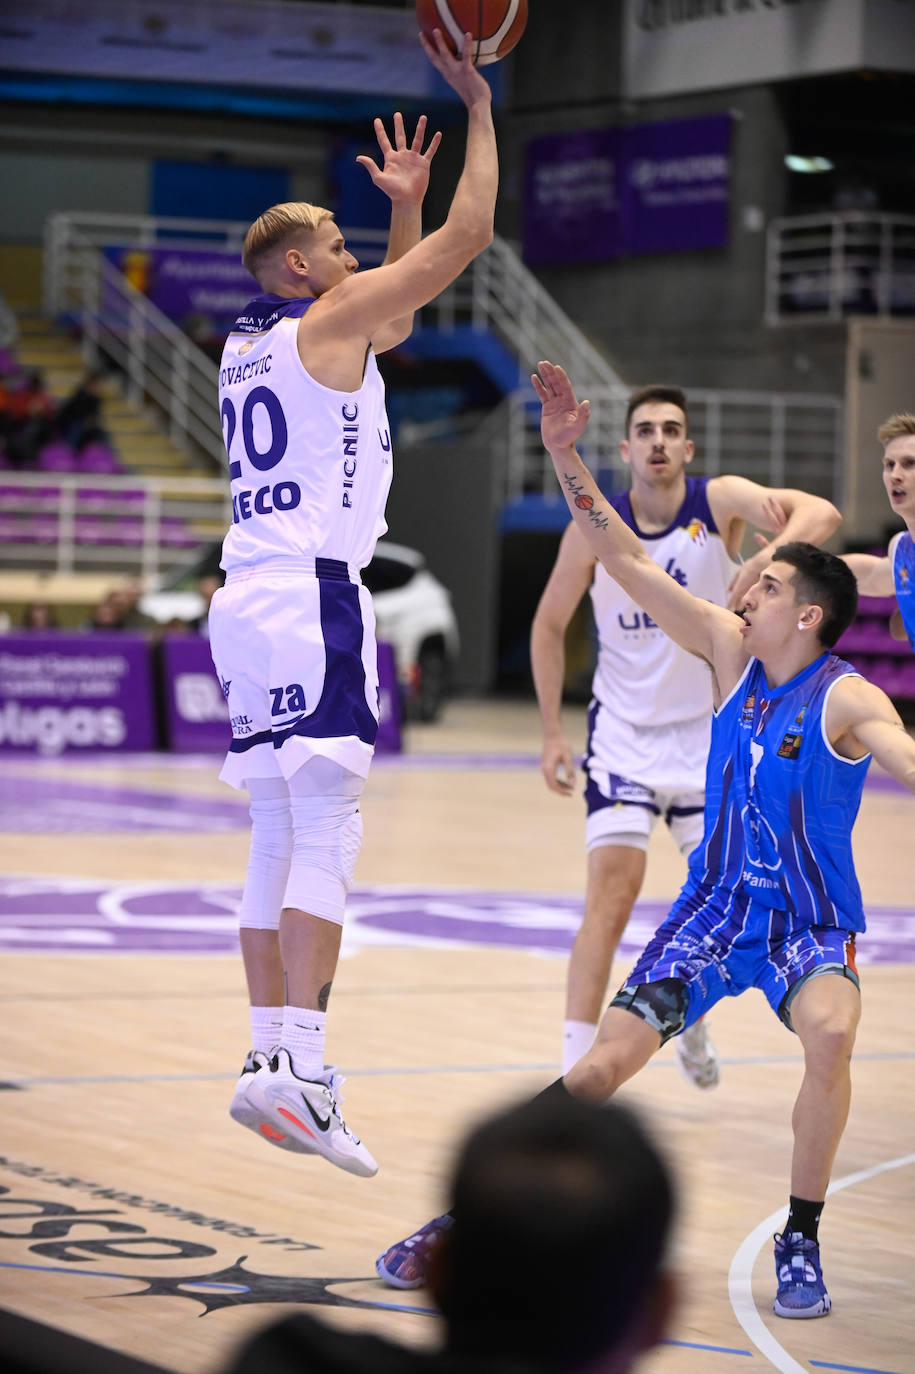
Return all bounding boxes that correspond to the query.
[89,593,122,629]
[433,1093,678,1373]
[21,602,57,630]
[197,574,223,610]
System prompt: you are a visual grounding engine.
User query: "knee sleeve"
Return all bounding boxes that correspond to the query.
[610,978,688,1045]
[668,810,704,859]
[239,795,293,931]
[283,795,364,926]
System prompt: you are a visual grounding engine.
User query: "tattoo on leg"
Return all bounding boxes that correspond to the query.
[317,981,332,1012]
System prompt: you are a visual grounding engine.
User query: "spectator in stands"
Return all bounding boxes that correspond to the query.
[51,368,110,453]
[84,581,149,632]
[20,602,59,630]
[194,574,223,637]
[5,370,55,468]
[227,1091,678,1374]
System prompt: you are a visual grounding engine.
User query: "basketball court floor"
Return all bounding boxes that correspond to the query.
[1,699,913,1374]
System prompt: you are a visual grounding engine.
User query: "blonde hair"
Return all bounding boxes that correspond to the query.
[242,201,334,282]
[877,412,915,447]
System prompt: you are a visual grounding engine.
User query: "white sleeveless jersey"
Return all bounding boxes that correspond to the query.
[218,294,393,572]
[589,477,737,727]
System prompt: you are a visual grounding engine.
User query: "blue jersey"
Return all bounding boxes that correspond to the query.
[684,653,870,932]
[893,531,915,651]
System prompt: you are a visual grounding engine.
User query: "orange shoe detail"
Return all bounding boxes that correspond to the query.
[277,1107,315,1139]
[259,1123,288,1143]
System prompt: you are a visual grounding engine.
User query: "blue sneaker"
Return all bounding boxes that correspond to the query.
[375,1214,454,1289]
[773,1230,832,1318]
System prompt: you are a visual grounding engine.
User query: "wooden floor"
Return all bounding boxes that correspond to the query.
[1,699,913,1374]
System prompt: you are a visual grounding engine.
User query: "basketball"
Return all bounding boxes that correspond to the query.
[417,0,528,66]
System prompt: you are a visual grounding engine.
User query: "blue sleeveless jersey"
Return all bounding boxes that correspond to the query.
[893,532,915,651]
[684,653,870,932]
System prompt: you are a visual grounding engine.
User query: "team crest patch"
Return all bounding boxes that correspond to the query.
[686,518,709,545]
[741,692,755,726]
[777,732,803,759]
[776,702,807,759]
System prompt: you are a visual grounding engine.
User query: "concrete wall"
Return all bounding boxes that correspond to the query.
[382,438,503,695]
[844,320,915,544]
[501,3,848,398]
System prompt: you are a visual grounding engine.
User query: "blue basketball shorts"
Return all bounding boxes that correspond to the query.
[615,883,860,1038]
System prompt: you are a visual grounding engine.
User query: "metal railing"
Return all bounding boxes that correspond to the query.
[498,385,844,507]
[420,234,629,396]
[42,211,845,510]
[765,211,915,325]
[0,471,229,584]
[43,210,630,460]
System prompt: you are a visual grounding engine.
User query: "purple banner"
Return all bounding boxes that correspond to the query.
[621,113,731,255]
[523,128,621,268]
[0,633,155,755]
[523,114,730,265]
[375,640,402,755]
[160,634,231,753]
[104,245,258,345]
[160,634,401,755]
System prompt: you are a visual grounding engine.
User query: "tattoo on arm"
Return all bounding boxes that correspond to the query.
[562,471,609,531]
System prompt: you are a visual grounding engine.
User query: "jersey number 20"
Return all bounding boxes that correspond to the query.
[221,386,288,480]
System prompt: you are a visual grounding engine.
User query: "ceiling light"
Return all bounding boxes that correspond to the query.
[784,155,835,173]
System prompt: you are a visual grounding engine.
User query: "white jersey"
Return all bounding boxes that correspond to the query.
[218,294,393,572]
[589,476,737,727]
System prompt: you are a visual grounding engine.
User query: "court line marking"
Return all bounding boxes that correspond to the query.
[728,1152,915,1374]
[810,1362,907,1373]
[5,1048,914,1090]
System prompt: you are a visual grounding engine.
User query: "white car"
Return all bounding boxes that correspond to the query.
[361,540,460,722]
[140,539,459,722]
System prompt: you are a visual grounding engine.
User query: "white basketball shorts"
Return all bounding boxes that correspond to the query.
[583,697,710,853]
[208,558,379,790]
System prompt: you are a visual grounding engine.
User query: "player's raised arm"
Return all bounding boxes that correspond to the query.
[841,543,898,597]
[534,361,745,680]
[358,111,442,352]
[309,31,497,342]
[710,475,842,610]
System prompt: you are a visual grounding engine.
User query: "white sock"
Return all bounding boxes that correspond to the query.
[250,1005,283,1055]
[281,1005,327,1079]
[562,1019,597,1074]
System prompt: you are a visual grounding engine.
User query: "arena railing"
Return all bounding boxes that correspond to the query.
[0,471,229,583]
[765,210,915,326]
[499,385,844,507]
[43,212,844,507]
[43,210,631,464]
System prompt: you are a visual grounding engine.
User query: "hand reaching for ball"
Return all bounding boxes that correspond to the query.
[419,27,493,108]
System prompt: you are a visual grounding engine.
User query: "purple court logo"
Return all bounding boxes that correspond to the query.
[0,878,912,964]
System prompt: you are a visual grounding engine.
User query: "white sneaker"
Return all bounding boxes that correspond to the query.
[675,1020,720,1089]
[258,1049,378,1178]
[230,1050,312,1152]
